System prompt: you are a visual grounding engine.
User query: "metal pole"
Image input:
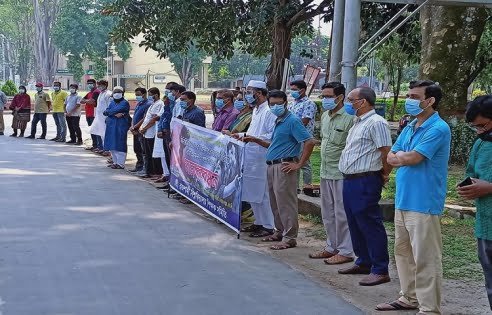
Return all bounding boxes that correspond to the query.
[106,42,109,82]
[328,0,345,82]
[358,4,409,53]
[341,0,361,92]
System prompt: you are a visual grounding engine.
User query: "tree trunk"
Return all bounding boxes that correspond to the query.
[391,66,403,121]
[420,6,487,118]
[266,21,292,90]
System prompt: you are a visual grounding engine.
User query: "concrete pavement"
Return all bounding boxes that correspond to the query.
[0,115,363,315]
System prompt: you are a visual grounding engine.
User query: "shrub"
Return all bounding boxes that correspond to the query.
[448,118,476,165]
[1,80,17,96]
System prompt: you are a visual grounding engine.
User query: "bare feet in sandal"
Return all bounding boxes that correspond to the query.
[308,250,337,259]
[375,300,418,311]
[261,233,283,243]
[270,240,297,250]
[324,254,354,265]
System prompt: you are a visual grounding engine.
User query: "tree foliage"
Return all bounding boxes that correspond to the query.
[52,0,132,82]
[1,79,17,96]
[167,44,207,89]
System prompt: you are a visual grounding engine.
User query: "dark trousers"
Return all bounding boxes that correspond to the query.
[66,116,82,142]
[133,134,145,169]
[30,113,47,137]
[478,238,492,310]
[86,116,97,148]
[343,174,389,275]
[143,137,162,175]
[163,133,171,169]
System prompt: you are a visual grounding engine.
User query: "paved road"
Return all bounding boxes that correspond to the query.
[0,115,362,315]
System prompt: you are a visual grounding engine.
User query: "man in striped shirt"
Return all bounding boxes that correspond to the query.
[338,87,393,286]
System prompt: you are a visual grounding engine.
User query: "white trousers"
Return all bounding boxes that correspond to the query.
[249,191,274,230]
[321,179,353,256]
[111,151,127,167]
[161,158,170,176]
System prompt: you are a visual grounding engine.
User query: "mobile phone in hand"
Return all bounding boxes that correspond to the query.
[457,177,473,187]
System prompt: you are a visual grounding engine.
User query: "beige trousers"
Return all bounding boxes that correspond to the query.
[0,110,4,133]
[395,209,442,315]
[267,163,299,241]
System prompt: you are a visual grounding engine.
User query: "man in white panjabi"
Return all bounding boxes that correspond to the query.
[90,79,112,151]
[233,80,275,238]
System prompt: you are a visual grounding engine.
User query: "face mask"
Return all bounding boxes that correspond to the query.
[87,84,94,90]
[291,91,301,100]
[136,95,144,102]
[179,100,188,109]
[168,94,176,102]
[36,87,42,92]
[270,104,286,117]
[148,94,154,101]
[322,97,337,111]
[19,89,25,94]
[215,98,225,110]
[234,100,245,111]
[53,86,60,91]
[98,85,104,90]
[164,89,171,97]
[245,93,256,105]
[478,130,492,142]
[344,102,356,116]
[113,93,123,100]
[405,98,424,116]
[69,88,76,94]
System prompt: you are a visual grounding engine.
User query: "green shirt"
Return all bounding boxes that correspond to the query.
[34,91,51,113]
[320,108,354,180]
[465,139,492,241]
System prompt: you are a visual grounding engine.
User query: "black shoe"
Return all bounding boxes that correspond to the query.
[129,168,143,173]
[37,136,46,140]
[56,139,66,142]
[75,141,83,146]
[25,135,35,139]
[9,133,17,137]
[0,132,4,136]
[66,140,76,144]
[49,137,59,141]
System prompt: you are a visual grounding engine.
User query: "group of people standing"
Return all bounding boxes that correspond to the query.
[1,76,491,314]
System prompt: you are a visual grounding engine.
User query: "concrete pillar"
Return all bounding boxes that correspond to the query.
[341,0,361,92]
[328,0,345,82]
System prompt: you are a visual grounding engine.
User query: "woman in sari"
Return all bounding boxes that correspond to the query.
[225,92,253,134]
[9,86,31,137]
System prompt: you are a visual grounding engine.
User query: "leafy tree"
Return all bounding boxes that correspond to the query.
[52,0,131,82]
[105,0,333,89]
[1,80,17,96]
[209,51,270,82]
[167,44,207,89]
[290,33,330,75]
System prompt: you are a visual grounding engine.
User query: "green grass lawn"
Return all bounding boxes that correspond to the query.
[309,145,473,206]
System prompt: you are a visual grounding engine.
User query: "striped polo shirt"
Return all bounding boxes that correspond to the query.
[339,109,392,175]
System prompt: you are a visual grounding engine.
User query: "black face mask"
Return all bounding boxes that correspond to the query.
[478,130,492,142]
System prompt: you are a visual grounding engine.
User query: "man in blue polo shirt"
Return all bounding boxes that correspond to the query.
[244,90,315,250]
[129,87,152,173]
[376,80,450,315]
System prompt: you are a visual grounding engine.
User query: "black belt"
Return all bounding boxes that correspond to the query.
[266,157,298,165]
[343,170,382,179]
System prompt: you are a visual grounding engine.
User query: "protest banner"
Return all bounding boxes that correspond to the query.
[169,119,245,234]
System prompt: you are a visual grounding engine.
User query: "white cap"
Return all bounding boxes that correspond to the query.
[247,80,267,90]
[113,86,124,92]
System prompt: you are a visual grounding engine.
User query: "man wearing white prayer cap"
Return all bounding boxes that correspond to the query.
[232,80,276,238]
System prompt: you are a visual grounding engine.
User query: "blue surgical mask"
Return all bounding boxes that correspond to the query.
[344,102,356,116]
[165,89,171,96]
[270,104,286,117]
[291,91,301,100]
[113,93,123,100]
[234,100,245,111]
[168,94,176,102]
[36,87,42,92]
[179,100,188,109]
[322,98,337,111]
[245,93,256,105]
[87,84,94,90]
[136,95,144,102]
[215,98,225,110]
[405,98,424,116]
[53,86,60,92]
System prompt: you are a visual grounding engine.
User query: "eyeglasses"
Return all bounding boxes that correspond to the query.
[468,119,492,132]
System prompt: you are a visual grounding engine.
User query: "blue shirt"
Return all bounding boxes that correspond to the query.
[133,98,152,124]
[392,112,451,215]
[266,111,313,161]
[157,104,173,132]
[181,105,206,128]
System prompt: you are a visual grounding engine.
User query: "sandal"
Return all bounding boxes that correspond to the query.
[324,254,354,265]
[249,229,274,238]
[309,250,337,259]
[111,164,124,169]
[261,234,283,242]
[375,300,419,311]
[241,224,262,233]
[270,240,297,250]
[107,164,116,168]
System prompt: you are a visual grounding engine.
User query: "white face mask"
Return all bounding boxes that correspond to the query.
[113,93,123,100]
[69,88,76,94]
